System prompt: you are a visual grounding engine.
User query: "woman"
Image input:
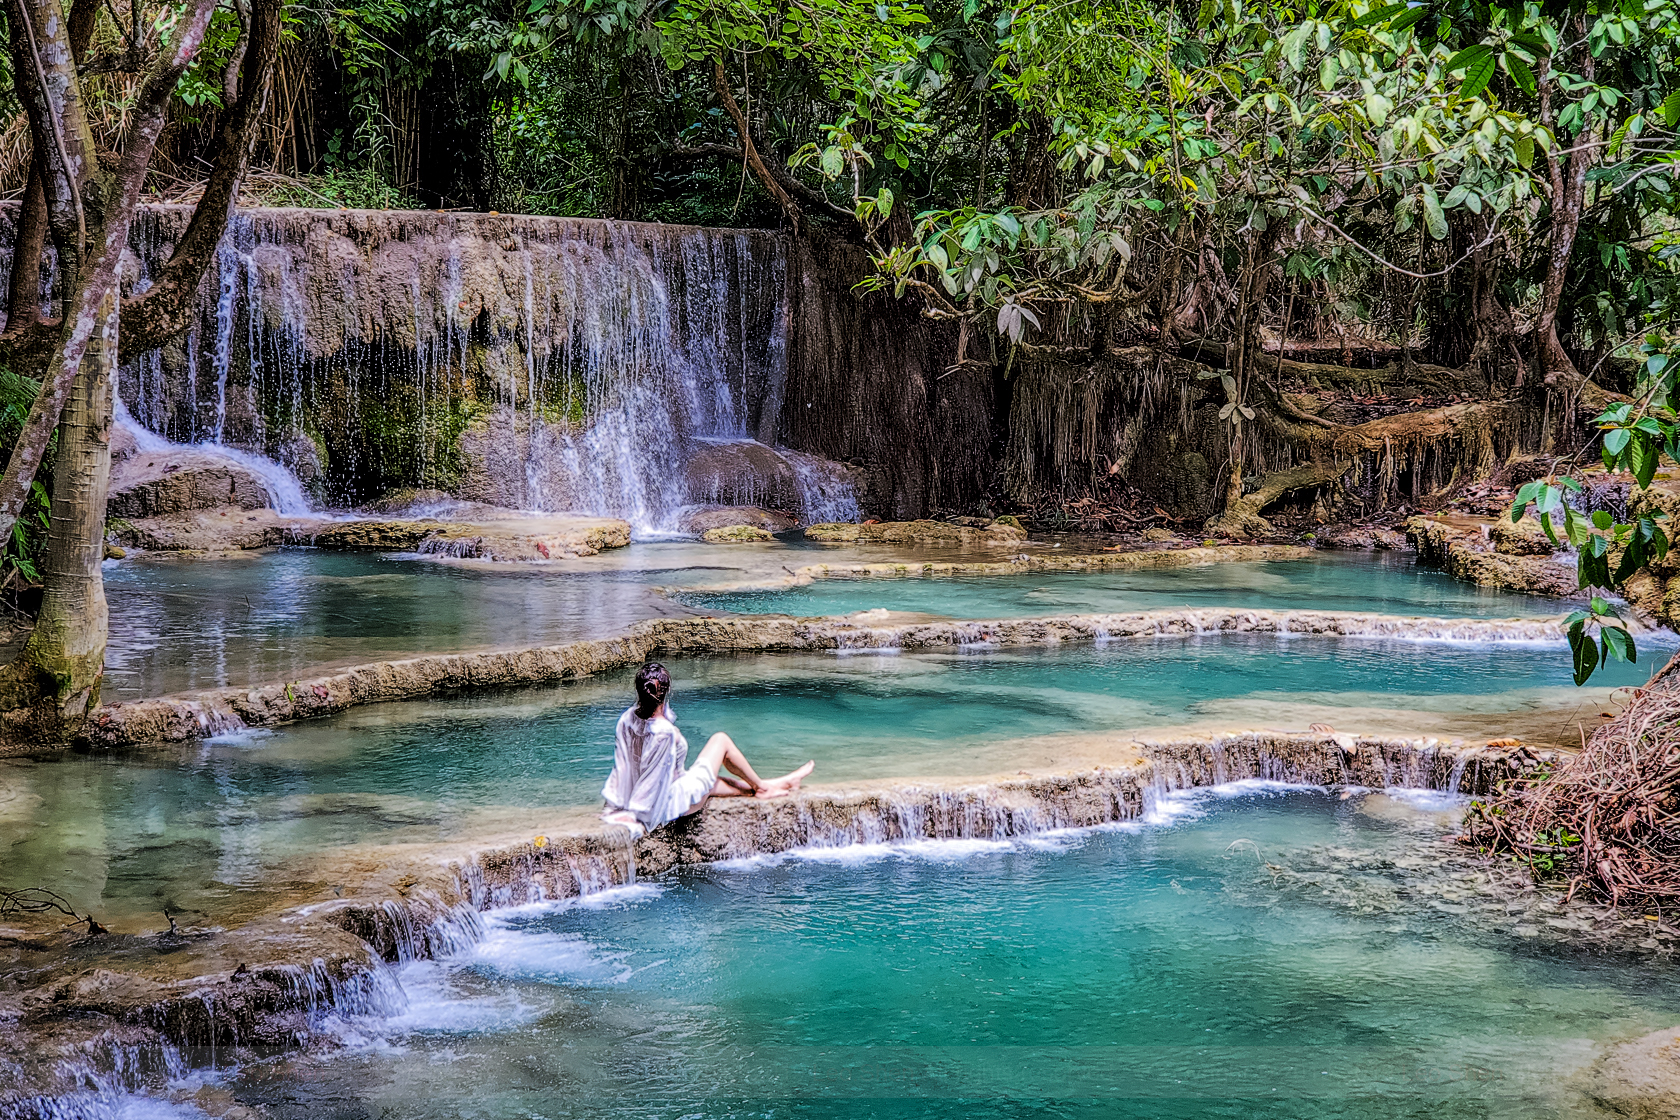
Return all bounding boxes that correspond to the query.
[601,663,814,836]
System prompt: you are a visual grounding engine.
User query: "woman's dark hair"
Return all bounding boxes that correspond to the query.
[634,662,671,718]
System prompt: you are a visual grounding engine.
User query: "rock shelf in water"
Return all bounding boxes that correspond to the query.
[0,730,1556,1104]
[69,606,1574,752]
[110,508,631,561]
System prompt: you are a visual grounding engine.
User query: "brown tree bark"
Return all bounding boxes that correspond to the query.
[118,0,282,361]
[0,289,113,737]
[0,0,283,369]
[0,0,219,744]
[1534,20,1594,385]
[6,162,48,330]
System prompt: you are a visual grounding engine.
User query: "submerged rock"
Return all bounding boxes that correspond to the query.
[1594,1025,1680,1120]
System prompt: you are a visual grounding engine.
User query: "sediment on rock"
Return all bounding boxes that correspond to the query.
[782,542,1313,579]
[802,519,1026,544]
[68,607,1568,753]
[1405,514,1582,601]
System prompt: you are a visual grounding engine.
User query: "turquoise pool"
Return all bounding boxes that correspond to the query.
[681,553,1560,620]
[208,787,1680,1118]
[4,638,1657,931]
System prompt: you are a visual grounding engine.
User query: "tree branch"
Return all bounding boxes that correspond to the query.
[118,0,281,363]
[711,59,801,234]
[0,0,219,548]
[668,140,857,226]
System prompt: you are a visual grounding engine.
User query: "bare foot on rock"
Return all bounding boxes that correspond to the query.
[758,760,815,797]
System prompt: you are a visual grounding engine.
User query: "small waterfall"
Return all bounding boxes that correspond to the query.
[112,391,313,516]
[110,208,860,535]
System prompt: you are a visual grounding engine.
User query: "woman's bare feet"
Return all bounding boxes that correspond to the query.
[754,760,815,798]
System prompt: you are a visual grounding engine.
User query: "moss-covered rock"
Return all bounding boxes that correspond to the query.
[1405,515,1579,599]
[1489,516,1554,556]
[804,519,1027,545]
[701,524,776,543]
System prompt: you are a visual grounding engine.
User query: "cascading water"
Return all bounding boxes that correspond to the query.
[113,208,862,535]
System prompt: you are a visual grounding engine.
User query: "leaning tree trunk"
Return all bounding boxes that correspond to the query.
[0,291,112,737]
[0,0,221,747]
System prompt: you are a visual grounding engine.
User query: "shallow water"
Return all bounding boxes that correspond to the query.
[4,638,1658,930]
[682,552,1560,619]
[207,788,1679,1118]
[102,547,1562,697]
[101,549,703,697]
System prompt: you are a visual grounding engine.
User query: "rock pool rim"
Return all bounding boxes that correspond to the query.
[0,727,1558,1120]
[56,605,1599,755]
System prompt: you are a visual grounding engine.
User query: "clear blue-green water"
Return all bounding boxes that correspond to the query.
[100,548,1561,697]
[3,639,1658,929]
[213,788,1678,1119]
[101,549,702,697]
[680,553,1560,620]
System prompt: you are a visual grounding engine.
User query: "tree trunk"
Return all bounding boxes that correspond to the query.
[1534,20,1594,386]
[712,59,800,233]
[6,162,48,330]
[0,289,112,738]
[0,0,218,552]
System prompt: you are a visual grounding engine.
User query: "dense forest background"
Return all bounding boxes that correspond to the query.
[7,0,1672,389]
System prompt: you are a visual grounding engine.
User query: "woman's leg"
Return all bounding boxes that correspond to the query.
[695,733,814,799]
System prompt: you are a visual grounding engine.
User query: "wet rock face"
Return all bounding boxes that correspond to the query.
[678,505,796,535]
[1489,516,1553,556]
[107,450,273,518]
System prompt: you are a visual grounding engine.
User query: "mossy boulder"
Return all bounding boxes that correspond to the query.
[701,525,777,543]
[1489,516,1555,556]
[804,519,1027,545]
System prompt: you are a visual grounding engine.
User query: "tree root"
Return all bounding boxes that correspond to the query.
[1204,459,1352,537]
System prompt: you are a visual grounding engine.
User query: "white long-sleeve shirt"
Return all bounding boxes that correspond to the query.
[601,706,693,833]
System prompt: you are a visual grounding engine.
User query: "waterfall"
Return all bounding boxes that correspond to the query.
[112,208,861,535]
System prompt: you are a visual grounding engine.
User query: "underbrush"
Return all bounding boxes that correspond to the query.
[1463,658,1680,913]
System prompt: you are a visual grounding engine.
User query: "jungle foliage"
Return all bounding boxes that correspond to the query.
[277,0,1680,679]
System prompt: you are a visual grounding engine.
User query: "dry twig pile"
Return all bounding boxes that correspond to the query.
[1464,655,1680,910]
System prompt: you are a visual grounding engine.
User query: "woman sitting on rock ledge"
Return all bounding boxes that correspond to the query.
[602,662,813,837]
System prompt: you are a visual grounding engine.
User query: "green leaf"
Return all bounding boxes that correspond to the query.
[1601,625,1635,664]
[1632,435,1660,488]
[1514,135,1535,169]
[1461,52,1497,99]
[1421,185,1447,241]
[1662,90,1680,128]
[1355,3,1408,27]
[1390,8,1427,31]
[1503,54,1536,93]
[1604,427,1632,457]
[1443,44,1493,74]
[1570,622,1600,685]
[876,186,893,218]
[1592,510,1613,531]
